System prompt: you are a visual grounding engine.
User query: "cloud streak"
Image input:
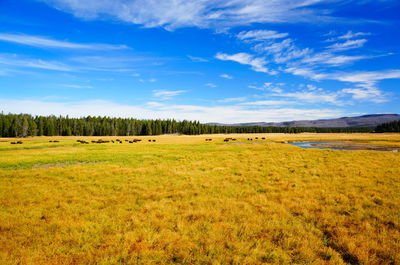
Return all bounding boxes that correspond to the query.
[237,30,288,41]
[40,0,352,30]
[0,53,72,71]
[0,98,343,123]
[215,52,276,75]
[152,90,186,99]
[0,33,127,49]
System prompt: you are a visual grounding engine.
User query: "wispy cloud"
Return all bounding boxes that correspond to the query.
[205,83,217,87]
[254,38,312,64]
[341,87,387,103]
[280,91,341,105]
[0,33,127,49]
[284,68,400,103]
[0,53,72,71]
[327,39,367,51]
[326,31,371,42]
[237,30,288,41]
[215,52,276,75]
[240,100,294,106]
[61,84,93,89]
[250,82,284,93]
[218,97,247,103]
[0,98,343,123]
[152,89,186,99]
[40,0,354,30]
[302,52,370,66]
[187,55,208,62]
[219,74,233,79]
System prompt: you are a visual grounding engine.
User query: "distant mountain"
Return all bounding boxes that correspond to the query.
[209,114,400,128]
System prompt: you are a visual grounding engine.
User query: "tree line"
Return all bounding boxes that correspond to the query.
[0,113,374,137]
[375,120,400,133]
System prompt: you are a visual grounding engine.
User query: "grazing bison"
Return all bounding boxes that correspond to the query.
[10,142,16,144]
[152,140,156,142]
[262,137,265,140]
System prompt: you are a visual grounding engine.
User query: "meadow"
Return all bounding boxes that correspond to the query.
[0,133,399,265]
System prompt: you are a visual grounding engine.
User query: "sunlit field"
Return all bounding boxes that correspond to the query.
[1,133,399,264]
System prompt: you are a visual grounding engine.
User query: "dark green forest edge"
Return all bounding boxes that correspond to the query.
[375,120,400,133]
[0,113,384,137]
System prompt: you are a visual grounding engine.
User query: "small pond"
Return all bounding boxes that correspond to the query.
[288,141,354,151]
[288,141,399,152]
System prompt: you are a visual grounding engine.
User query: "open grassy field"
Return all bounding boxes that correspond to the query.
[0,133,399,264]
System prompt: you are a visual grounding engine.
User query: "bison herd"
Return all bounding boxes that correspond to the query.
[8,136,268,145]
[75,138,157,144]
[246,137,266,141]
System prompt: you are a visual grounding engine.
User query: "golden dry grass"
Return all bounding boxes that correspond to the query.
[0,133,399,264]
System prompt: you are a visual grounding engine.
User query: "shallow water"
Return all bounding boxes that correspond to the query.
[289,141,360,151]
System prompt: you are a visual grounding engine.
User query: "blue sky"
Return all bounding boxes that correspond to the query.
[0,0,399,123]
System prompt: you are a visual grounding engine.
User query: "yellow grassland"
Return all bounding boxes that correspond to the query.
[0,133,399,264]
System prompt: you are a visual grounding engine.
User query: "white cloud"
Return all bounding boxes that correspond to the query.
[187,55,208,62]
[281,91,341,105]
[219,74,233,79]
[286,67,400,85]
[284,68,400,103]
[338,31,371,40]
[327,39,367,51]
[302,52,369,66]
[0,33,127,49]
[237,30,288,41]
[252,82,284,93]
[255,38,312,64]
[240,100,294,106]
[0,53,72,71]
[153,89,186,99]
[215,52,276,75]
[325,31,371,42]
[341,87,387,103]
[61,84,93,89]
[285,67,327,80]
[205,83,217,88]
[41,0,346,30]
[331,70,400,83]
[0,98,343,123]
[306,84,322,91]
[138,78,158,83]
[218,97,247,103]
